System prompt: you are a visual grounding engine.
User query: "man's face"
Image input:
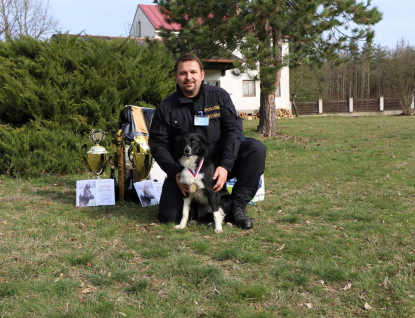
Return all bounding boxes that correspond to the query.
[175,60,205,98]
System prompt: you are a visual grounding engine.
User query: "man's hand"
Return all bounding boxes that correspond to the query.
[176,172,190,196]
[213,166,228,192]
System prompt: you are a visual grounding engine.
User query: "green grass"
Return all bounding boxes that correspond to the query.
[1,115,415,317]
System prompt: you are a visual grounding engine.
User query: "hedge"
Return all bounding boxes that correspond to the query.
[0,34,176,177]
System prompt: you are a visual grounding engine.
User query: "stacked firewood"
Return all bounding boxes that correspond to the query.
[276,108,294,119]
[238,108,293,119]
[238,112,259,120]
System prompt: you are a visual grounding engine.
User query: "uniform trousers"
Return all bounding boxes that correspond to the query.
[157,138,267,224]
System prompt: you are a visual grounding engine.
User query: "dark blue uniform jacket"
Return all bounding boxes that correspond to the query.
[149,82,244,178]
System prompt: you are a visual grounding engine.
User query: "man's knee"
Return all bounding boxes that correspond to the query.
[158,201,183,224]
[231,138,266,179]
[241,138,267,162]
[253,139,267,160]
[158,176,183,224]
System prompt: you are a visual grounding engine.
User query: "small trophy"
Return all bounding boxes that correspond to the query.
[81,129,109,178]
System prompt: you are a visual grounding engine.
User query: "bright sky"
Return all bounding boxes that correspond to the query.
[50,0,415,49]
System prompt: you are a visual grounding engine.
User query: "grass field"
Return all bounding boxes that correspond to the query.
[1,115,414,317]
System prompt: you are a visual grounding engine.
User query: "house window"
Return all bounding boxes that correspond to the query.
[138,21,141,37]
[205,80,219,87]
[243,80,256,96]
[275,82,281,97]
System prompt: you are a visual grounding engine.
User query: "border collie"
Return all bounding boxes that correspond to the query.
[175,132,231,233]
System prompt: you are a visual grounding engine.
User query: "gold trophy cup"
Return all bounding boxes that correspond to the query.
[81,129,109,178]
[127,136,153,181]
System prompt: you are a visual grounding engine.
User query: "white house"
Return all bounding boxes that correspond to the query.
[129,4,291,113]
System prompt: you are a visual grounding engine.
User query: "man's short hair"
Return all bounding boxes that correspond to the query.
[174,54,203,74]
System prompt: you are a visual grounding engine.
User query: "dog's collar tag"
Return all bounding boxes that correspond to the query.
[194,112,209,126]
[187,158,204,179]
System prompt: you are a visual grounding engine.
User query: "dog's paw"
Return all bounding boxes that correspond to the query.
[174,224,186,230]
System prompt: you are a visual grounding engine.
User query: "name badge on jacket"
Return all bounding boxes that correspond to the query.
[194,111,209,126]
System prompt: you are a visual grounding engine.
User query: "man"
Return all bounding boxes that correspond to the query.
[149,54,266,229]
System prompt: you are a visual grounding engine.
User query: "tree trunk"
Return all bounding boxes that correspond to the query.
[367,63,370,99]
[258,91,276,137]
[399,94,413,115]
[257,27,282,137]
[257,67,280,137]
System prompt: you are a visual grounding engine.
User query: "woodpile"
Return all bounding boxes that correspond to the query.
[238,108,294,120]
[276,108,294,119]
[238,111,259,120]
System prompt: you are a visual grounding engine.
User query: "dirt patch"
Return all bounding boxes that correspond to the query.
[274,133,321,143]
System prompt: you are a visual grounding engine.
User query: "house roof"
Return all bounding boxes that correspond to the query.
[139,4,181,31]
[137,4,235,70]
[203,59,238,71]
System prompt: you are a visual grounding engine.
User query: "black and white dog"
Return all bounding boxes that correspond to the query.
[175,133,231,233]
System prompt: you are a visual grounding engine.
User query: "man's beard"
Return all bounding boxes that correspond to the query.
[183,80,197,94]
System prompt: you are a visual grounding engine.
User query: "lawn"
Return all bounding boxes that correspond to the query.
[0,115,414,317]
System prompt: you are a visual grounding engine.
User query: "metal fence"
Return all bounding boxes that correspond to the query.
[384,98,401,110]
[295,98,404,115]
[323,100,349,113]
[294,101,319,115]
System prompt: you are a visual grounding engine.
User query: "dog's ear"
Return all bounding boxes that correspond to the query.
[197,134,208,157]
[199,134,208,148]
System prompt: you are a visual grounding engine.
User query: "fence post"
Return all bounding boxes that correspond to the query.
[411,95,414,111]
[349,97,353,113]
[379,96,384,111]
[318,99,323,114]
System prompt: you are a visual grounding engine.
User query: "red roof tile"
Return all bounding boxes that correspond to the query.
[139,4,181,31]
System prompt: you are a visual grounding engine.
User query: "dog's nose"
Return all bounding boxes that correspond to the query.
[184,146,191,155]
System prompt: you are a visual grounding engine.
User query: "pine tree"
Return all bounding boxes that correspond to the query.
[156,0,382,136]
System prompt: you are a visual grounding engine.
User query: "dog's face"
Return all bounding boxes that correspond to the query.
[82,184,94,200]
[176,133,207,159]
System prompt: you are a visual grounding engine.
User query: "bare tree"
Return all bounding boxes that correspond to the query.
[0,0,58,40]
[382,39,415,115]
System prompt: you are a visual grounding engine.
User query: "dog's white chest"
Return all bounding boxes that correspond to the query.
[179,156,205,190]
[180,168,205,190]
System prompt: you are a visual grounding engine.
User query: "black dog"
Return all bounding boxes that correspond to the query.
[79,184,94,207]
[140,184,156,207]
[175,132,231,233]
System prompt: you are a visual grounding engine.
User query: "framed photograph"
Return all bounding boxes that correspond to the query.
[76,179,115,207]
[134,180,160,207]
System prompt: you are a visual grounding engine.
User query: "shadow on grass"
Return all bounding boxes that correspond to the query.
[77,200,159,224]
[31,174,160,224]
[35,188,76,206]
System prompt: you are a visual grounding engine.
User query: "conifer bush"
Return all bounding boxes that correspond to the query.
[0,34,176,177]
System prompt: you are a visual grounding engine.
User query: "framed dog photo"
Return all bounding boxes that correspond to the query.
[134,180,160,207]
[76,179,115,207]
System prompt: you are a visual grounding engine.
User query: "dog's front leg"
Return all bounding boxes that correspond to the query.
[175,197,191,230]
[205,189,225,233]
[213,208,225,233]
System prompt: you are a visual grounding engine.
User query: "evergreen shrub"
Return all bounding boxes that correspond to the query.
[0,34,176,177]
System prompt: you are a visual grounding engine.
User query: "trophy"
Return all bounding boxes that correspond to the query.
[81,129,109,178]
[127,135,153,181]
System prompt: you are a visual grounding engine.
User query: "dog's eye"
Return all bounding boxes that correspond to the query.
[191,140,196,144]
